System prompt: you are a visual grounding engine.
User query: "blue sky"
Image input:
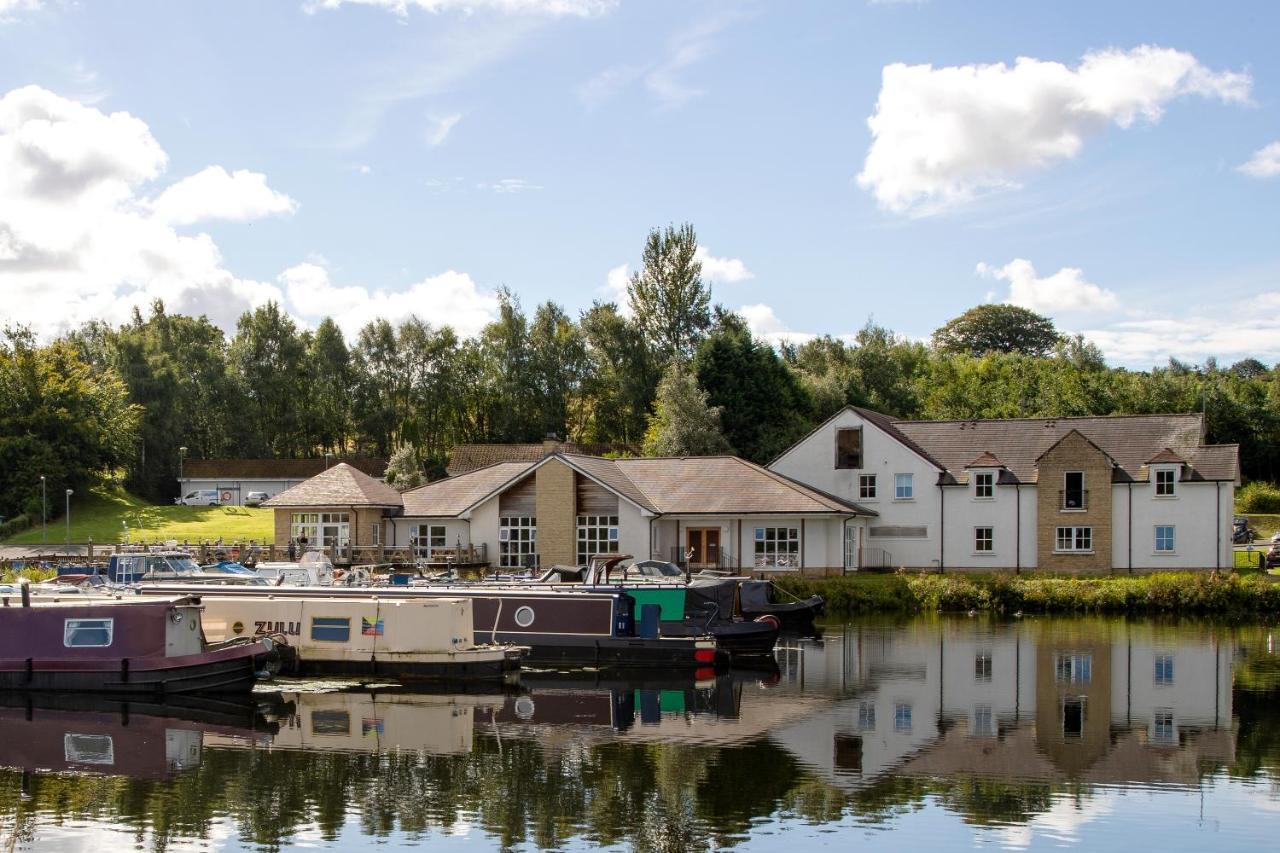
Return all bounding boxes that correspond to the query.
[1,0,1278,367]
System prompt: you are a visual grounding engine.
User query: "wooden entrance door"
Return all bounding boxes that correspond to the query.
[686,528,721,569]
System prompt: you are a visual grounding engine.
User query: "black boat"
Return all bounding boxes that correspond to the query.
[736,580,824,633]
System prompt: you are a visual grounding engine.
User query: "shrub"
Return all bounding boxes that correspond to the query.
[0,513,31,539]
[1238,481,1280,514]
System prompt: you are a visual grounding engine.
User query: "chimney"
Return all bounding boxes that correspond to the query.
[542,432,563,455]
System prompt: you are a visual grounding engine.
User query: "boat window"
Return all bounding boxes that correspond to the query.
[311,710,351,736]
[64,733,115,765]
[310,617,350,642]
[164,556,201,573]
[514,606,536,627]
[64,618,113,648]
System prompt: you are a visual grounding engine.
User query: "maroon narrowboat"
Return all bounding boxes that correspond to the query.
[0,589,273,695]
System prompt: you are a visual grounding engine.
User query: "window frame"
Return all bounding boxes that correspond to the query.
[1154,653,1174,686]
[754,526,800,569]
[835,427,863,469]
[973,471,994,500]
[858,473,877,500]
[1154,468,1177,498]
[576,514,621,566]
[310,617,351,643]
[894,473,914,501]
[64,618,114,648]
[1154,525,1176,555]
[1062,471,1086,511]
[499,516,538,569]
[974,526,994,554]
[1054,526,1094,553]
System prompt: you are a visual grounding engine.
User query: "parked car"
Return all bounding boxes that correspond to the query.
[244,491,270,507]
[175,489,221,507]
[1232,516,1257,544]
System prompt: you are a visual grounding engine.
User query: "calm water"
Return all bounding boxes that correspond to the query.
[2,616,1278,852]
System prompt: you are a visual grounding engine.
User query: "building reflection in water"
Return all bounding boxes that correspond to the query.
[771,619,1235,788]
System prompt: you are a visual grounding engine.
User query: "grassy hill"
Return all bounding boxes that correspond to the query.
[2,485,274,546]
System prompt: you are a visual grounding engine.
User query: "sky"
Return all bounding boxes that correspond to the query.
[0,0,1278,368]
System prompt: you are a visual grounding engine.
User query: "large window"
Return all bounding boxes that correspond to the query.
[1155,468,1176,497]
[894,473,913,500]
[974,471,994,499]
[499,516,537,569]
[754,526,800,568]
[835,427,863,469]
[975,526,994,553]
[1155,654,1174,686]
[1155,525,1175,553]
[64,618,113,648]
[859,474,877,500]
[414,524,447,558]
[1055,653,1092,684]
[577,514,619,565]
[1062,471,1085,510]
[894,702,913,733]
[290,512,350,550]
[1055,526,1093,553]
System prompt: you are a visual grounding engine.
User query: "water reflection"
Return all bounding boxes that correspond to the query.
[0,617,1276,852]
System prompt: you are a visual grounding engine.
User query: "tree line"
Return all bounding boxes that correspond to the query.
[3,222,1278,527]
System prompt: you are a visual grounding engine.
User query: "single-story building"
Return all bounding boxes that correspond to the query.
[180,457,386,506]
[769,406,1240,573]
[264,455,876,575]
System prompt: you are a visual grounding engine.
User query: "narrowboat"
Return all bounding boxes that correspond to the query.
[194,594,523,682]
[135,583,724,670]
[0,587,274,694]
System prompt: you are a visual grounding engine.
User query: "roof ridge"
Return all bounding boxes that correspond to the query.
[892,411,1204,426]
[594,456,661,510]
[403,459,533,493]
[732,456,859,513]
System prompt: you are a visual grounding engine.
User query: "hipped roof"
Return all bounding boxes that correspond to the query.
[262,463,403,508]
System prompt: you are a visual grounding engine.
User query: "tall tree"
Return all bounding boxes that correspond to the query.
[304,318,353,455]
[229,302,310,457]
[627,223,711,363]
[528,301,586,441]
[579,301,657,444]
[931,304,1062,357]
[642,362,732,457]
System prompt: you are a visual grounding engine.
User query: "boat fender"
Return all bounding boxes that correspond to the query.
[753,614,781,630]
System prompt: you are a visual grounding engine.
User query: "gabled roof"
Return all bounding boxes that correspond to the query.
[183,457,387,480]
[965,452,1004,469]
[401,461,538,517]
[446,442,637,476]
[400,453,874,519]
[770,405,945,471]
[1146,448,1187,465]
[262,463,403,508]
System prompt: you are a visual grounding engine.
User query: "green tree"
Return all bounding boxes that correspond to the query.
[579,301,657,444]
[627,223,711,363]
[229,302,309,456]
[383,443,424,490]
[694,311,814,463]
[931,304,1062,357]
[642,362,732,456]
[304,318,354,455]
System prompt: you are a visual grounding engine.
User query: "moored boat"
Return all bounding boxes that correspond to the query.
[0,587,273,695]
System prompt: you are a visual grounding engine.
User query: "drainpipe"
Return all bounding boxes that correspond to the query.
[938,483,945,574]
[1216,481,1221,570]
[1127,483,1133,574]
[1015,484,1021,575]
[842,516,850,575]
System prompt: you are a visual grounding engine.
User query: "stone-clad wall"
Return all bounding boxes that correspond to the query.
[1036,431,1113,573]
[535,459,576,567]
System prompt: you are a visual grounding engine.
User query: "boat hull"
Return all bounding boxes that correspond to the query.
[0,643,265,695]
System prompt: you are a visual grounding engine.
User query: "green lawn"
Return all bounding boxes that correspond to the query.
[1240,513,1280,540]
[3,485,274,546]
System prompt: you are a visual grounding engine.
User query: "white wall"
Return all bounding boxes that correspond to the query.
[771,408,943,569]
[387,517,471,552]
[1113,478,1233,570]
[942,476,1020,570]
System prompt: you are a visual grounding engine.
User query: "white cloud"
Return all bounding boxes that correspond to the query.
[477,177,541,193]
[977,258,1119,314]
[857,46,1251,215]
[1238,140,1280,178]
[737,303,814,347]
[426,112,462,146]
[305,0,614,16]
[695,245,753,284]
[150,166,298,226]
[279,262,499,339]
[0,0,40,23]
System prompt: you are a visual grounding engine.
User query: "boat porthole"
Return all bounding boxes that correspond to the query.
[232,621,244,635]
[514,696,536,719]
[514,606,535,628]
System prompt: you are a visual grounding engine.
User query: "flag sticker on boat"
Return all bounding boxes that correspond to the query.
[361,617,384,637]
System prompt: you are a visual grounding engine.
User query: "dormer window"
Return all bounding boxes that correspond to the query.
[1154,468,1176,497]
[835,427,863,469]
[973,471,994,499]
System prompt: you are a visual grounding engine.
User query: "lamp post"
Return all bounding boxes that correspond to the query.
[40,475,46,544]
[65,489,73,548]
[325,451,334,470]
[178,445,188,484]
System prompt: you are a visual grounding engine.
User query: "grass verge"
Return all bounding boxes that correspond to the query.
[775,571,1280,618]
[2,485,274,546]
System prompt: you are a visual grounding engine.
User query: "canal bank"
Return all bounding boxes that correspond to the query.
[774,571,1280,617]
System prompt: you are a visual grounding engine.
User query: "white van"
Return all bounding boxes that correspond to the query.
[176,489,221,506]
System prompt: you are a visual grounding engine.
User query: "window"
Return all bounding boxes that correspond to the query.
[1153,710,1175,743]
[64,618,113,648]
[1063,697,1085,738]
[311,710,351,736]
[972,705,994,737]
[894,473,913,500]
[975,527,994,553]
[835,427,863,469]
[974,471,994,499]
[577,514,620,565]
[415,524,447,558]
[1155,525,1175,554]
[1055,653,1092,684]
[894,702,913,733]
[1055,526,1093,553]
[1155,468,1176,497]
[64,734,114,765]
[858,702,876,731]
[310,617,350,642]
[859,474,877,500]
[974,653,992,683]
[1062,471,1085,510]
[754,526,800,568]
[371,522,381,546]
[1155,654,1174,686]
[290,512,350,548]
[868,525,928,538]
[499,516,538,569]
